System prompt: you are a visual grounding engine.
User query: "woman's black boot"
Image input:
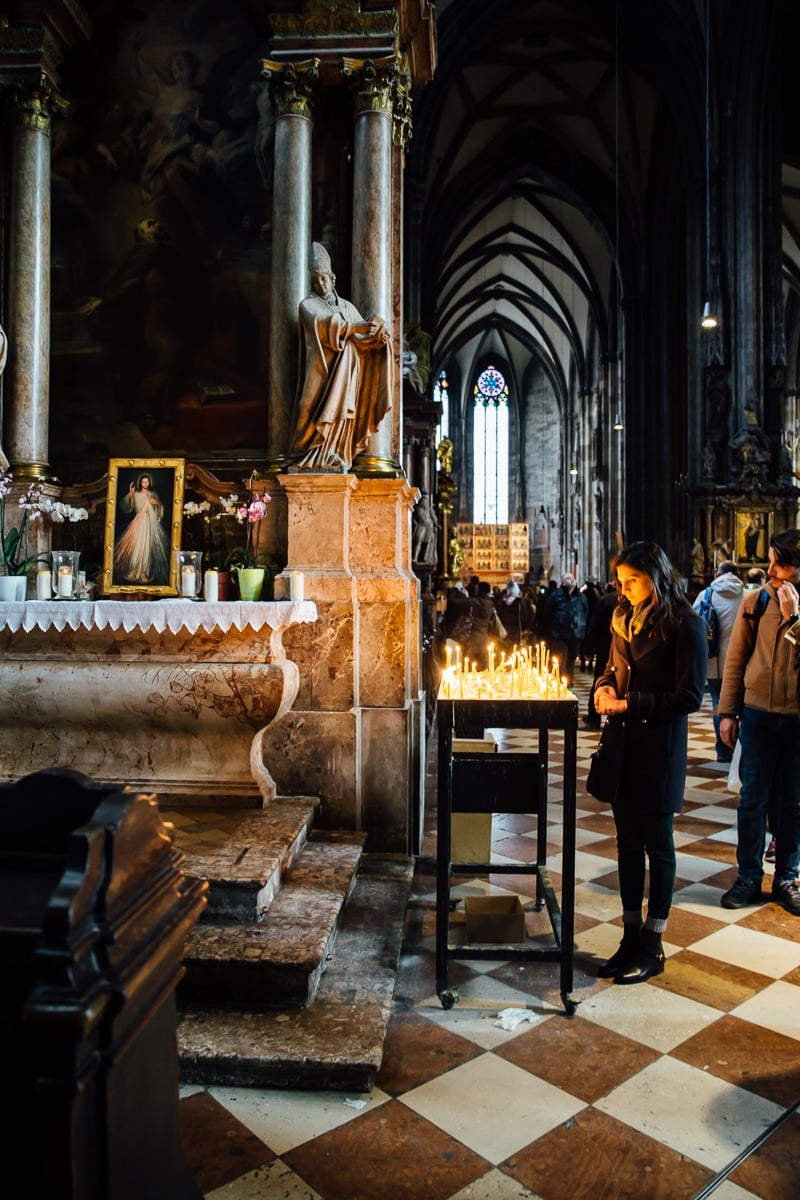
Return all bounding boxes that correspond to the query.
[597,924,641,978]
[614,927,665,985]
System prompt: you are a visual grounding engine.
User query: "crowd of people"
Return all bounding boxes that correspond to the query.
[423,524,800,987]
[437,571,603,677]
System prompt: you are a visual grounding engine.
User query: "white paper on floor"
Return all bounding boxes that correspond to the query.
[494,1007,542,1029]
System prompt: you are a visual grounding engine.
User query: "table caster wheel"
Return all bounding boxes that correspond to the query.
[439,989,459,1010]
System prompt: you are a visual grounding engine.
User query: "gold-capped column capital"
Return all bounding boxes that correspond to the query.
[260,56,320,119]
[2,70,67,133]
[341,53,412,147]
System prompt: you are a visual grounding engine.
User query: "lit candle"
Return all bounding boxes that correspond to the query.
[37,570,51,600]
[181,565,196,596]
[57,565,73,597]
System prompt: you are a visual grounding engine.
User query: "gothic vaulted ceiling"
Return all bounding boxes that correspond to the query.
[407,0,705,411]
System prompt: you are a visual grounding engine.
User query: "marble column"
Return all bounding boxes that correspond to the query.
[261,58,319,472]
[344,56,407,477]
[6,78,61,479]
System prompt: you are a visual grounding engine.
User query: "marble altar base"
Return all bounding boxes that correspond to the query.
[0,599,316,806]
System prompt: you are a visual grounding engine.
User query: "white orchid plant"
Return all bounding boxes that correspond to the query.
[0,468,89,576]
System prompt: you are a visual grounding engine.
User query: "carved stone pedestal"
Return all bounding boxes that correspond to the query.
[268,473,425,853]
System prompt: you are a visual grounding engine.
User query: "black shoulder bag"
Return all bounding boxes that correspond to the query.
[585,715,626,804]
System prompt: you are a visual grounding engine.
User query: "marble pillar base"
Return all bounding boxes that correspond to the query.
[268,475,426,853]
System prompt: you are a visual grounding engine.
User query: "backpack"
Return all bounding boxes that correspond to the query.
[697,586,720,658]
[741,587,770,638]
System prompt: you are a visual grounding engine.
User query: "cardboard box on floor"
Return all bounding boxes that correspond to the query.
[464,895,526,943]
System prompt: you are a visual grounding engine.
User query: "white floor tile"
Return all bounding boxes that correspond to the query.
[572,880,626,921]
[595,1055,784,1171]
[400,1053,585,1164]
[671,882,764,924]
[206,1160,323,1199]
[705,1183,762,1200]
[730,979,800,1041]
[685,803,739,825]
[447,1168,545,1199]
[674,851,731,882]
[690,924,800,978]
[207,1085,390,1156]
[578,978,720,1051]
[549,848,617,881]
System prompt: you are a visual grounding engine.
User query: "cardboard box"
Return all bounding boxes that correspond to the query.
[464,895,526,943]
[451,735,498,754]
[451,812,492,864]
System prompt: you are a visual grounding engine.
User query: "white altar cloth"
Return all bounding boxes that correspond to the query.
[0,599,317,637]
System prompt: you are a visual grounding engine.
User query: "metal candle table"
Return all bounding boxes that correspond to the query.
[436,694,579,1015]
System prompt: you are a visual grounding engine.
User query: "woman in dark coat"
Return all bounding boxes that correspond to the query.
[593,541,707,984]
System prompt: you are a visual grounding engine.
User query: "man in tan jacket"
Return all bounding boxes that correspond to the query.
[718,529,800,914]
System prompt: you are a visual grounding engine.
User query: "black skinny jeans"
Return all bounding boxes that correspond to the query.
[612,804,676,922]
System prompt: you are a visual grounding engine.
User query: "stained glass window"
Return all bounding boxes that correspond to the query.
[473,364,509,523]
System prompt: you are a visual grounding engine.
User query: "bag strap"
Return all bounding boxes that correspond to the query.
[740,586,770,649]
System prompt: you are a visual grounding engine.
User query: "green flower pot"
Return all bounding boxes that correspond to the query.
[237,567,265,602]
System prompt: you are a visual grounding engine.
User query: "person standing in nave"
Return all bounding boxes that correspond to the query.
[442,580,472,648]
[467,580,497,669]
[494,580,532,648]
[692,560,744,763]
[745,567,766,590]
[718,529,800,916]
[593,542,707,984]
[538,572,588,675]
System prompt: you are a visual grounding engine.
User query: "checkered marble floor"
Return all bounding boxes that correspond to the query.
[179,673,800,1199]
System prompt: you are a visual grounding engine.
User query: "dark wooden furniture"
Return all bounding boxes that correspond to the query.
[1,769,207,1199]
[436,696,579,1015]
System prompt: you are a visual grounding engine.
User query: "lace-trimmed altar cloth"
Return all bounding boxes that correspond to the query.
[0,599,317,637]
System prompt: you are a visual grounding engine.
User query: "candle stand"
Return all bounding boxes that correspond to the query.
[436,687,578,1015]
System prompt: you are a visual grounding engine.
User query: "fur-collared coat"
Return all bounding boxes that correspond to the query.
[594,606,707,813]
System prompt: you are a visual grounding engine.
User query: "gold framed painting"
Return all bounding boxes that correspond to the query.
[735,510,771,564]
[102,458,186,596]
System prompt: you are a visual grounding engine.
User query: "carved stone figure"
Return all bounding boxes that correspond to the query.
[690,539,705,580]
[401,339,425,396]
[730,417,771,488]
[705,367,729,432]
[289,242,392,472]
[777,442,795,487]
[412,491,439,565]
[404,323,431,392]
[701,442,716,480]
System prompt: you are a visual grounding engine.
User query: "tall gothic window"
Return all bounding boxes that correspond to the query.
[434,370,449,441]
[473,364,509,523]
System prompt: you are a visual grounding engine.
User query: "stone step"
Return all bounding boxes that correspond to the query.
[179,836,366,1009]
[174,798,319,922]
[177,854,414,1092]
